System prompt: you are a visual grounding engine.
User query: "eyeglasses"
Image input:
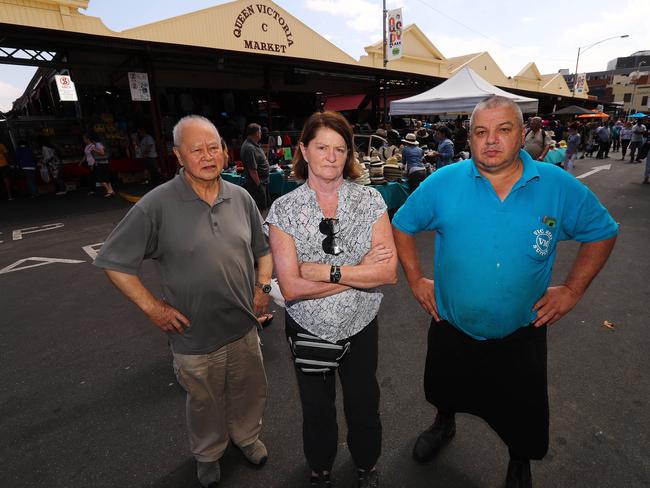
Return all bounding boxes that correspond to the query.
[319,218,343,256]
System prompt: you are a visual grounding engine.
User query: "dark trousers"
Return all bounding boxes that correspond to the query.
[407,170,427,194]
[286,315,381,472]
[612,137,620,152]
[629,140,643,161]
[638,141,650,161]
[22,168,38,196]
[596,140,610,159]
[621,139,631,158]
[424,320,549,460]
[245,180,270,211]
[144,157,160,182]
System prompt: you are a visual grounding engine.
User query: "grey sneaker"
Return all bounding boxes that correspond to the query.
[197,459,221,487]
[240,439,268,466]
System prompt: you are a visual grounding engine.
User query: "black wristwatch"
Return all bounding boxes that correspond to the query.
[329,265,341,283]
[255,281,272,294]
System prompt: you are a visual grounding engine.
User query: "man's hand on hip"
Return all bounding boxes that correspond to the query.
[532,285,581,327]
[146,298,190,334]
[409,277,440,320]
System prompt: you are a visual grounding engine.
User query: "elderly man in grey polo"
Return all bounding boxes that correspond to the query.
[94,115,273,488]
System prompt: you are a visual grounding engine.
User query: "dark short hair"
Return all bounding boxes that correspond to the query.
[293,111,361,180]
[436,125,452,139]
[246,123,261,136]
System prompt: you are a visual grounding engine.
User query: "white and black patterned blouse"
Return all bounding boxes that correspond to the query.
[266,180,387,342]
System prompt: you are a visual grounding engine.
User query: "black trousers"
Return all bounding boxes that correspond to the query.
[596,140,610,159]
[629,140,643,161]
[286,315,381,472]
[144,157,160,182]
[424,319,549,460]
[407,170,427,194]
[621,139,631,158]
[245,180,270,211]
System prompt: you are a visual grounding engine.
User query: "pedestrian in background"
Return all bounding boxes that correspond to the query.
[524,116,553,161]
[563,123,581,172]
[429,125,455,168]
[138,127,161,185]
[80,132,114,197]
[595,123,611,159]
[241,123,271,212]
[401,132,426,193]
[620,121,633,160]
[628,119,646,163]
[267,111,397,488]
[610,121,621,153]
[15,140,38,198]
[392,95,617,488]
[95,115,272,488]
[39,136,67,195]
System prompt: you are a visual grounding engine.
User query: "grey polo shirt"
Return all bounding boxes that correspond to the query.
[94,170,270,355]
[241,138,270,183]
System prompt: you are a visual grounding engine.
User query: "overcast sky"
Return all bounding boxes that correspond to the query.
[1,0,648,112]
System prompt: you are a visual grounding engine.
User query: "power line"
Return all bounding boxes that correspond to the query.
[411,0,514,49]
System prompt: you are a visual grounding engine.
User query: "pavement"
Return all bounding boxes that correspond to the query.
[0,154,649,488]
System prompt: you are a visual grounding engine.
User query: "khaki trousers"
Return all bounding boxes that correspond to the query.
[173,327,267,462]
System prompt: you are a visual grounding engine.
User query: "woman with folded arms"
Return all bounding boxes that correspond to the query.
[266,111,397,488]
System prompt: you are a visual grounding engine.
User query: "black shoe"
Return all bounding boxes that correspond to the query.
[412,413,456,463]
[505,458,532,488]
[310,472,332,488]
[357,469,379,488]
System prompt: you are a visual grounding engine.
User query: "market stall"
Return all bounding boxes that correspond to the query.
[389,67,539,115]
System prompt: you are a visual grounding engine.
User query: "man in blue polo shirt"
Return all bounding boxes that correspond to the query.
[392,95,617,488]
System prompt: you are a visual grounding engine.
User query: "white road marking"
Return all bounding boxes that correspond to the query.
[82,242,104,260]
[0,257,85,275]
[12,223,64,241]
[576,164,611,180]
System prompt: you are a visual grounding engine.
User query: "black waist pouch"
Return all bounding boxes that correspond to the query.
[287,329,351,374]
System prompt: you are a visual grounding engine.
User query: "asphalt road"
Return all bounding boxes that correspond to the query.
[1,156,648,488]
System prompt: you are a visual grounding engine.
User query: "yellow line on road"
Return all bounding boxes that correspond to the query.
[118,192,141,203]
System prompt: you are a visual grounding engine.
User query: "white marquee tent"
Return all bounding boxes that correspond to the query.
[389,67,539,115]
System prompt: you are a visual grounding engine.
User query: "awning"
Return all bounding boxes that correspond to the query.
[324,94,365,112]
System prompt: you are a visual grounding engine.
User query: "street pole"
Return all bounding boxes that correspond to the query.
[382,0,388,125]
[572,34,629,99]
[629,60,646,116]
[572,47,581,98]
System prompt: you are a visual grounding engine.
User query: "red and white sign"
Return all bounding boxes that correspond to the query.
[54,75,78,102]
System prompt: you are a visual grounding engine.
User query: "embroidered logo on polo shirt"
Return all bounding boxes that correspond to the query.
[533,229,553,256]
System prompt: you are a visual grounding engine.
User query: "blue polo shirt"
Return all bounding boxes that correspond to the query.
[392,150,618,340]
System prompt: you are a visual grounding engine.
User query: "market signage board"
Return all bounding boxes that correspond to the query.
[233,3,294,55]
[386,8,403,61]
[128,72,151,101]
[574,73,586,95]
[54,75,78,102]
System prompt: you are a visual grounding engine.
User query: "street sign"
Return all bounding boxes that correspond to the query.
[54,75,78,102]
[128,72,151,101]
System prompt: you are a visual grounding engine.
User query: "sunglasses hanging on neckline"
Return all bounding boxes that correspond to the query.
[319,218,343,256]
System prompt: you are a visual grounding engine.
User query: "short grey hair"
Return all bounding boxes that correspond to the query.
[470,95,524,130]
[172,115,219,147]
